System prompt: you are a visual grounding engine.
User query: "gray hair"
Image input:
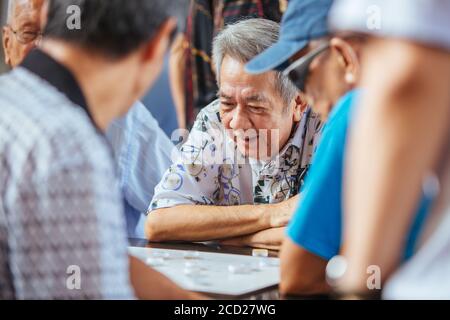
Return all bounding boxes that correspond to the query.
[7,0,15,23]
[212,18,298,105]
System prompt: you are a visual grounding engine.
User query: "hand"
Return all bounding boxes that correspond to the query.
[219,236,248,247]
[269,195,300,228]
[219,236,281,251]
[219,227,286,251]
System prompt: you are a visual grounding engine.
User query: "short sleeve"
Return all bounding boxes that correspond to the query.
[149,103,225,211]
[287,91,356,260]
[5,129,134,299]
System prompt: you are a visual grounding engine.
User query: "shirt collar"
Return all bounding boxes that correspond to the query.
[249,107,312,171]
[20,49,99,131]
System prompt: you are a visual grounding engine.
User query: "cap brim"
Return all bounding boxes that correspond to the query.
[245,39,309,74]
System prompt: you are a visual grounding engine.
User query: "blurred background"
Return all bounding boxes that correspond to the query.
[0,0,288,131]
[0,0,7,73]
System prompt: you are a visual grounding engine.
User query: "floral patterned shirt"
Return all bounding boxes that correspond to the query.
[149,99,322,211]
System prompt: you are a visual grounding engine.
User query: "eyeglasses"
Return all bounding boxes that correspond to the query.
[6,25,42,45]
[283,42,330,92]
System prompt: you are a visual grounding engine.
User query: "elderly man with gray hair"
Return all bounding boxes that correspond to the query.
[2,0,180,240]
[2,0,43,67]
[147,18,322,250]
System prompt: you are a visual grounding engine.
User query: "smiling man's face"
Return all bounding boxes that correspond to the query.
[219,55,303,160]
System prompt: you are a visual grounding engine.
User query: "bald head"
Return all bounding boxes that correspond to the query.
[2,0,44,67]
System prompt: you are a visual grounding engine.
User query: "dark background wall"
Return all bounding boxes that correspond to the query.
[0,0,7,74]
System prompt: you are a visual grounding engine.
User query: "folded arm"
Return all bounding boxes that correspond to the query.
[145,195,299,242]
[219,227,286,250]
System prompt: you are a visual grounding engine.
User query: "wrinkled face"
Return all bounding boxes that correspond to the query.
[219,55,301,160]
[2,0,44,67]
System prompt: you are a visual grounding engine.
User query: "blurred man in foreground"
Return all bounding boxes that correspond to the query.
[2,0,177,240]
[0,0,198,299]
[329,0,450,299]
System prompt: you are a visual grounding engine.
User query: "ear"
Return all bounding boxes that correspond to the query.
[2,26,11,66]
[330,37,360,86]
[40,0,50,31]
[141,18,177,64]
[293,93,308,122]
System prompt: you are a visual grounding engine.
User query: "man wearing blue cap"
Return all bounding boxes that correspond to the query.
[329,0,450,299]
[246,0,367,295]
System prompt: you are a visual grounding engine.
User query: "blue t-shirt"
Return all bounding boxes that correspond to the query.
[287,90,357,260]
[287,89,432,261]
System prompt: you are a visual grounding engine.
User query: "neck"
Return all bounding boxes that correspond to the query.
[39,40,136,131]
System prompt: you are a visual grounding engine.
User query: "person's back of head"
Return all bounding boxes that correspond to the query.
[0,0,191,300]
[37,0,188,130]
[244,0,366,120]
[43,0,183,60]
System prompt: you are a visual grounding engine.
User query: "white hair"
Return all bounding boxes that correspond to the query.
[7,0,17,23]
[212,18,298,105]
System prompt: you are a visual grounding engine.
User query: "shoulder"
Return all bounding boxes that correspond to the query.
[0,69,114,181]
[192,99,222,130]
[312,91,363,163]
[126,101,159,126]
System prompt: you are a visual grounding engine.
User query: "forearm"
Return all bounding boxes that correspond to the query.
[129,255,203,299]
[279,238,329,296]
[342,39,450,292]
[220,227,286,250]
[145,204,274,242]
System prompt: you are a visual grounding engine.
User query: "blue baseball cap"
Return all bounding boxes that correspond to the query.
[245,0,334,74]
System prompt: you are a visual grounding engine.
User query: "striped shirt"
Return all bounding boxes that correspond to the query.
[0,50,134,299]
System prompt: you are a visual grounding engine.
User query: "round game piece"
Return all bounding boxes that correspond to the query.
[228,264,251,274]
[258,258,269,269]
[146,257,165,267]
[258,258,280,268]
[183,251,201,260]
[149,251,170,259]
[325,255,348,286]
[250,262,262,271]
[184,261,200,268]
[184,266,203,277]
[185,261,209,273]
[252,249,269,257]
[267,259,280,267]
